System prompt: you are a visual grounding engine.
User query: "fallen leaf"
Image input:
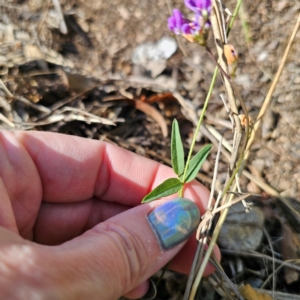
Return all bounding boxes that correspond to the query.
[135,100,168,137]
[103,97,168,137]
[61,70,97,93]
[239,284,272,300]
[145,92,177,104]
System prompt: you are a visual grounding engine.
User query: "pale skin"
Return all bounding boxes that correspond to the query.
[0,131,219,299]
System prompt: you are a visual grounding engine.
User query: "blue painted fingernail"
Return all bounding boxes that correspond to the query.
[147,198,200,250]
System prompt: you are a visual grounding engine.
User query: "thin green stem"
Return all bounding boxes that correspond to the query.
[227,0,243,36]
[178,66,218,197]
[239,1,251,44]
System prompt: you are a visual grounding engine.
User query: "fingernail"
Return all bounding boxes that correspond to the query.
[147,198,200,250]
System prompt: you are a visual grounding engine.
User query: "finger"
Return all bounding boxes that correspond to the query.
[14,131,161,205]
[45,198,204,299]
[33,180,210,245]
[34,199,130,245]
[124,281,150,299]
[0,133,42,237]
[12,131,210,209]
[0,178,18,234]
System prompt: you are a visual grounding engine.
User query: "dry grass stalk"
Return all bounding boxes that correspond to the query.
[186,3,300,300]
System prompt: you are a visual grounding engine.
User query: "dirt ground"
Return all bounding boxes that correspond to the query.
[1,0,300,299]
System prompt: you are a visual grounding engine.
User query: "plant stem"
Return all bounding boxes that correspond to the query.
[179,66,218,197]
[227,0,243,36]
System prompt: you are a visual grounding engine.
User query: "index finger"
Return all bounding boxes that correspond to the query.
[11,131,210,209]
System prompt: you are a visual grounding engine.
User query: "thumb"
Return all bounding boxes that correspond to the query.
[51,198,200,300]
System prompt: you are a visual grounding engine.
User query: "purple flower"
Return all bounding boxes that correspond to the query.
[167,3,211,45]
[194,13,211,29]
[181,23,193,35]
[184,0,212,13]
[168,9,188,35]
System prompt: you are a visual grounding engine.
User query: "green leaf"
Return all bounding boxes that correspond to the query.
[142,178,183,203]
[171,119,185,176]
[184,144,212,183]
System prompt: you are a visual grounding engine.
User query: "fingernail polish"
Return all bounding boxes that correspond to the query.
[147,198,200,250]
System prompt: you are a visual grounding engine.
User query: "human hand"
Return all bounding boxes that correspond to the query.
[0,131,219,299]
